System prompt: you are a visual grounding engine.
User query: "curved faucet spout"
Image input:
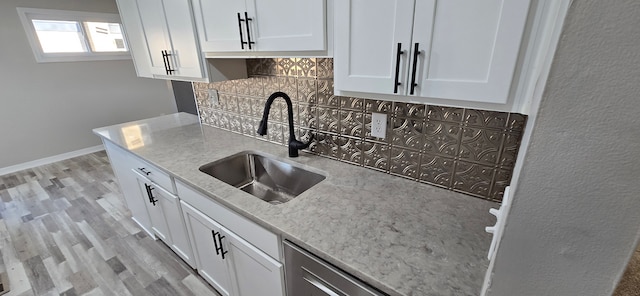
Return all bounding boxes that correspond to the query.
[257,91,313,157]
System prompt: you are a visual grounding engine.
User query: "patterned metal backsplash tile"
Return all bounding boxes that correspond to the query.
[193,58,526,202]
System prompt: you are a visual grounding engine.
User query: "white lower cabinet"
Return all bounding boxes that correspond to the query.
[104,139,195,268]
[103,139,284,295]
[134,171,195,268]
[225,226,285,296]
[103,140,157,238]
[181,200,284,296]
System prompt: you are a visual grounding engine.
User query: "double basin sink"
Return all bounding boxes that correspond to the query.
[199,151,325,205]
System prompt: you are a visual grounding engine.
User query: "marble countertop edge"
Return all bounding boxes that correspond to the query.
[93,113,496,296]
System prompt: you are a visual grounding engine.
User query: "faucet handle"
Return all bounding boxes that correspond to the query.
[288,134,314,157]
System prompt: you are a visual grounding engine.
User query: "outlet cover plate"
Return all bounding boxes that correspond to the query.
[371,112,387,139]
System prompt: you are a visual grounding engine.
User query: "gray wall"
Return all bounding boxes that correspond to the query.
[487,1,640,295]
[0,0,176,169]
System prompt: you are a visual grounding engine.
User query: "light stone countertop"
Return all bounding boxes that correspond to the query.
[93,113,497,296]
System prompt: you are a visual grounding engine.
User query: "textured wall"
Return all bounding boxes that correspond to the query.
[0,0,176,169]
[487,1,640,295]
[194,58,526,202]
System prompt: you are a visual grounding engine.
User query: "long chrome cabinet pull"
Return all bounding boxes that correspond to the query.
[237,13,247,49]
[410,43,420,95]
[393,43,404,94]
[244,12,255,50]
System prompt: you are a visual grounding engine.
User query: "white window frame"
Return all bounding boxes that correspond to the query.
[17,7,131,63]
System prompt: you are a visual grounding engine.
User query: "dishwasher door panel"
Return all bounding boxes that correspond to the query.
[283,241,386,296]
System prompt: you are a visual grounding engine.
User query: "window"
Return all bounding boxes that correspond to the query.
[17,8,130,63]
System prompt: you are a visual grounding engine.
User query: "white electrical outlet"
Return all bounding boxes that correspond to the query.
[370,112,387,139]
[208,90,219,105]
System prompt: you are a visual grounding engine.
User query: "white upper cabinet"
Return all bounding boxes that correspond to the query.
[335,0,531,106]
[412,0,531,103]
[334,0,414,95]
[191,0,247,52]
[193,0,327,53]
[117,0,207,81]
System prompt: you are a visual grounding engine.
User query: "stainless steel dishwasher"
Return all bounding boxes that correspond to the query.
[284,241,387,296]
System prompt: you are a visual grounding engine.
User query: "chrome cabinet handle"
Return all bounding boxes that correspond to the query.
[138,167,151,175]
[410,43,420,95]
[393,43,404,94]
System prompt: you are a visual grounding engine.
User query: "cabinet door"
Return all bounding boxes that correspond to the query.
[412,0,530,103]
[181,201,234,296]
[223,228,284,296]
[136,176,172,243]
[334,0,415,95]
[192,0,248,52]
[103,141,154,237]
[163,0,206,78]
[135,0,173,76]
[148,182,196,268]
[246,0,326,52]
[115,0,153,78]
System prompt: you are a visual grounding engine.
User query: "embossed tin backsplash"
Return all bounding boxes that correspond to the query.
[193,58,526,202]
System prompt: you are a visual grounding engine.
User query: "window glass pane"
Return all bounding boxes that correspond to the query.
[84,22,128,52]
[32,20,86,53]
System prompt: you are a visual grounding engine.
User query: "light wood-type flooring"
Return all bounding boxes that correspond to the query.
[0,151,221,296]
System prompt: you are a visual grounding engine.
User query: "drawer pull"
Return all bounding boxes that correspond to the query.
[138,167,151,176]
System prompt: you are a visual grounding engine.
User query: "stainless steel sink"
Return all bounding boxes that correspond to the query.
[199,151,325,205]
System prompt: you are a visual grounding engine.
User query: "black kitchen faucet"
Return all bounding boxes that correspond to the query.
[257,91,313,157]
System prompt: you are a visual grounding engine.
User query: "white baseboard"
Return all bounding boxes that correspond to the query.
[0,145,104,176]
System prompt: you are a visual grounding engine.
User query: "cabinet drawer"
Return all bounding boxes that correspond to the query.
[176,179,281,261]
[128,155,175,194]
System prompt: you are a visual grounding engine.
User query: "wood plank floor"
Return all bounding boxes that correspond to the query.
[0,151,221,296]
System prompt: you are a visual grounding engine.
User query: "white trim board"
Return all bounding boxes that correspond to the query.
[0,145,104,176]
[480,0,573,295]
